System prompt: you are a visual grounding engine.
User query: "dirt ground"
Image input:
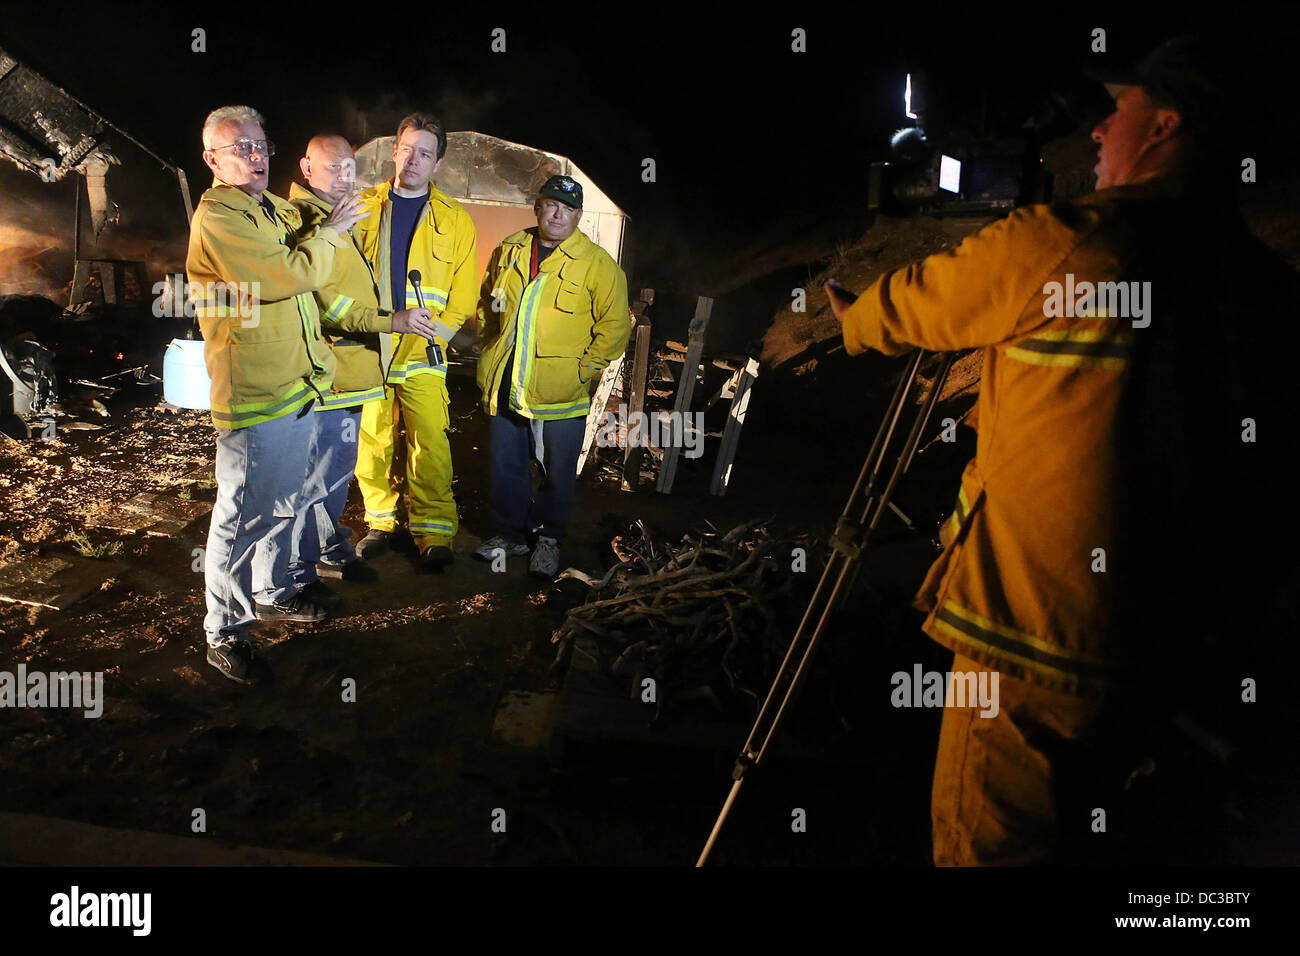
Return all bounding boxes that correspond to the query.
[3,322,1295,866]
[0,340,965,866]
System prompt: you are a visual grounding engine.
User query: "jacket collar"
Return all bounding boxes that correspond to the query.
[206,179,291,216]
[556,227,594,260]
[506,226,595,261]
[288,181,333,212]
[1078,170,1192,206]
[369,178,456,213]
[1073,171,1242,234]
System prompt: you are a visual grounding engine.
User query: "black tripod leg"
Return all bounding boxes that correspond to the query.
[739,351,925,773]
[697,349,950,865]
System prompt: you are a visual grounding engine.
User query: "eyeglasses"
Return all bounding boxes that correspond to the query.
[210,139,276,159]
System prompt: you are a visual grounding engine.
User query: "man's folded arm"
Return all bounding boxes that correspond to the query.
[201,204,345,300]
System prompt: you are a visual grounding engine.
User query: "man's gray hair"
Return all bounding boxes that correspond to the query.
[202,105,265,149]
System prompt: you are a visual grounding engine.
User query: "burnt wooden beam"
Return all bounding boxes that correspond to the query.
[710,357,760,496]
[656,296,711,494]
[621,318,652,491]
[576,313,636,476]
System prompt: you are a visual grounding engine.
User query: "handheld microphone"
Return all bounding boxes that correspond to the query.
[407,269,444,367]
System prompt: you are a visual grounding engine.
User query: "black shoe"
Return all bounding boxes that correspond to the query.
[206,641,263,685]
[420,545,455,571]
[356,530,392,559]
[391,529,421,557]
[299,579,340,608]
[254,594,330,623]
[318,559,379,583]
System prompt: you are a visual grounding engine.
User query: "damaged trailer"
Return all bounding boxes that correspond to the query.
[355,130,630,283]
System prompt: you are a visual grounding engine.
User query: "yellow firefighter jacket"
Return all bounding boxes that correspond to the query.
[841,172,1252,696]
[476,227,630,420]
[187,181,341,429]
[354,180,478,384]
[289,183,390,408]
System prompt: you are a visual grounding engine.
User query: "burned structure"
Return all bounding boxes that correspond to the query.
[0,43,191,436]
[0,45,125,235]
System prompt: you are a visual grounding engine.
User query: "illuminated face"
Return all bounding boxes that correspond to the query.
[392,129,441,192]
[204,119,271,198]
[301,137,356,204]
[535,196,582,244]
[1091,85,1169,189]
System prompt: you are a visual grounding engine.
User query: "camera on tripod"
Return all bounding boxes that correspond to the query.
[868,73,1055,216]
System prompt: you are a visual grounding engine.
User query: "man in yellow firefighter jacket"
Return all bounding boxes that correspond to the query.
[270,134,439,602]
[827,38,1294,863]
[188,106,364,685]
[351,113,477,570]
[474,175,630,577]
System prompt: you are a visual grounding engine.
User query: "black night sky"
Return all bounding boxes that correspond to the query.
[2,2,1298,289]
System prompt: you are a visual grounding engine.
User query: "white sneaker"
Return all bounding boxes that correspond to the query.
[529,535,560,579]
[474,536,529,562]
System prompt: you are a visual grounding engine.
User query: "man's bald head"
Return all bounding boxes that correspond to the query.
[300,134,356,204]
[306,134,353,162]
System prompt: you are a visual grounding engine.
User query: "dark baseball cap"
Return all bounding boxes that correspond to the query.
[1089,35,1232,133]
[539,174,583,209]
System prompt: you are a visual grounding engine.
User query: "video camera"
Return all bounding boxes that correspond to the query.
[868,73,1060,216]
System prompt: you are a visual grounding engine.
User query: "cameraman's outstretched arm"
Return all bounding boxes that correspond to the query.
[831,205,1089,355]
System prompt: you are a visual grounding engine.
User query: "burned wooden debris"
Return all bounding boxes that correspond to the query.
[0,42,194,238]
[0,336,58,437]
[551,519,818,722]
[583,291,763,496]
[654,298,711,494]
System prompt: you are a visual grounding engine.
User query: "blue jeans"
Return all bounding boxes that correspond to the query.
[489,407,586,544]
[284,406,363,587]
[204,402,315,645]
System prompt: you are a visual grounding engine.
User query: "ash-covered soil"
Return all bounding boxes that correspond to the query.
[0,359,955,865]
[3,295,1294,865]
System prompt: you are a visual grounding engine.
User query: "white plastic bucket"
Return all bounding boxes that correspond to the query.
[163,338,211,410]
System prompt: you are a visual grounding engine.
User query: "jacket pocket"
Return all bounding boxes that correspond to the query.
[430,230,455,264]
[228,337,307,406]
[227,307,301,346]
[552,276,590,316]
[535,303,592,357]
[531,356,584,406]
[331,340,381,393]
[559,257,590,286]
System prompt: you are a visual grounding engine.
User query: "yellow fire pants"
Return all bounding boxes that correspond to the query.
[355,373,457,551]
[930,653,1149,866]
